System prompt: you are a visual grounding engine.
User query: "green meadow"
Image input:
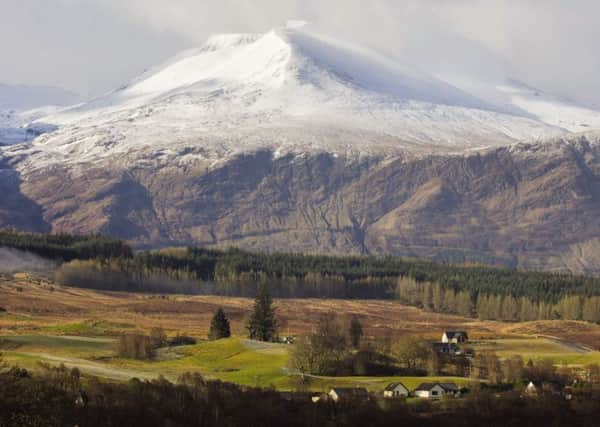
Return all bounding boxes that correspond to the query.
[2,333,598,392]
[1,334,473,391]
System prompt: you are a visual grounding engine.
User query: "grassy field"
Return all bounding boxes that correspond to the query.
[2,275,600,391]
[0,334,474,391]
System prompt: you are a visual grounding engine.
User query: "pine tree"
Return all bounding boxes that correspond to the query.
[208,308,231,340]
[348,315,363,348]
[247,283,278,342]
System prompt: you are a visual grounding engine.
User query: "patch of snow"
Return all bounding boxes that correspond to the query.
[440,76,600,133]
[0,106,61,145]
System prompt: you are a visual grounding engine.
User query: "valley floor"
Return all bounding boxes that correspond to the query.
[2,275,600,390]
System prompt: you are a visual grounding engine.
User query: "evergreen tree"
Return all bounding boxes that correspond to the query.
[348,315,363,348]
[208,308,231,340]
[247,284,278,342]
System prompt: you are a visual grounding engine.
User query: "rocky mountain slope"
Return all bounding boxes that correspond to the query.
[1,26,600,274]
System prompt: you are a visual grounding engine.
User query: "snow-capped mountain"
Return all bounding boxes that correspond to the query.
[2,27,600,275]
[11,26,598,169]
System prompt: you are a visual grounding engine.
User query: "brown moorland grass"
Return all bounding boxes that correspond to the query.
[1,276,600,350]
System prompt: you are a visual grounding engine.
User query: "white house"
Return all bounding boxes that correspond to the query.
[433,342,460,355]
[441,331,469,344]
[413,383,446,399]
[413,382,460,399]
[383,382,409,398]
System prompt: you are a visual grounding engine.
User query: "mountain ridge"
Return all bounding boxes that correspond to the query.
[1,28,600,274]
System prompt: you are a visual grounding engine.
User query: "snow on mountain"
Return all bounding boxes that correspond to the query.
[5,27,599,167]
[0,106,61,146]
[0,84,81,145]
[443,77,600,133]
[496,79,600,132]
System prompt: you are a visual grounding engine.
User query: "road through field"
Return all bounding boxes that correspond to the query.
[17,352,159,381]
[542,336,593,354]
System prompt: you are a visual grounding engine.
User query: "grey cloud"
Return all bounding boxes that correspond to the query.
[1,0,598,105]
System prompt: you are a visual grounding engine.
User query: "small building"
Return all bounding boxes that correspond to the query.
[328,387,369,402]
[439,383,460,396]
[433,342,460,355]
[413,382,460,399]
[383,382,409,398]
[442,331,469,344]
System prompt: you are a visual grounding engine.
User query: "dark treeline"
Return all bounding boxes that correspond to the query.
[4,230,600,322]
[2,363,600,427]
[0,229,132,261]
[55,246,600,299]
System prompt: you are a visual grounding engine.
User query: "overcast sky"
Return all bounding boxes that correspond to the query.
[1,0,599,105]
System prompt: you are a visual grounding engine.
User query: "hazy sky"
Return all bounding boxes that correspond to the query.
[1,0,599,105]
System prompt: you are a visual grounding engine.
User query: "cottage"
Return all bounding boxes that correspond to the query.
[441,331,469,344]
[439,383,460,396]
[413,383,446,399]
[433,342,460,355]
[413,382,460,399]
[328,387,369,402]
[383,382,409,398]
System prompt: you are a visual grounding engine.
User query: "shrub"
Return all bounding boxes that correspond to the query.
[116,334,154,360]
[169,335,197,347]
[149,327,167,349]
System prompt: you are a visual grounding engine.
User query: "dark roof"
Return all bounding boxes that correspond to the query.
[414,383,438,392]
[443,331,468,338]
[331,387,369,396]
[384,382,408,392]
[439,383,459,392]
[414,382,458,392]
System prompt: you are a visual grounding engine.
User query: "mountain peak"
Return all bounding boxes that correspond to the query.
[201,33,261,52]
[10,27,600,165]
